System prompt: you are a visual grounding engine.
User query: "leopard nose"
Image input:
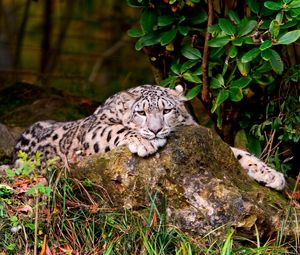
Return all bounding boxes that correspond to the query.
[149,127,162,135]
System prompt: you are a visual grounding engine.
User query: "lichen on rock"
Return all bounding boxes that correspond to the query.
[71,125,292,237]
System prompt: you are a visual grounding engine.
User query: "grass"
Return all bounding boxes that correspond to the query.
[0,155,299,254]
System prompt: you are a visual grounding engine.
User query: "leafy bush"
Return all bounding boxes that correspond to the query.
[127,0,300,176]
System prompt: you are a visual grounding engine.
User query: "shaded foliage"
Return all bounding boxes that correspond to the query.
[127,0,300,176]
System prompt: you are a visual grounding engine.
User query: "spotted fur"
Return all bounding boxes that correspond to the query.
[14,85,195,165]
[13,84,285,190]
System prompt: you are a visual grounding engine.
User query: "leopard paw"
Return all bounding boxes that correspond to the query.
[122,137,166,157]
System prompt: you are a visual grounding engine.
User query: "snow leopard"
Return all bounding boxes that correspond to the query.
[13,84,285,190]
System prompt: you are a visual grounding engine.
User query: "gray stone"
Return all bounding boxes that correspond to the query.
[0,123,21,159]
[69,125,295,237]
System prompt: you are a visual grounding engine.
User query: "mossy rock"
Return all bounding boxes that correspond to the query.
[0,123,22,163]
[71,125,295,238]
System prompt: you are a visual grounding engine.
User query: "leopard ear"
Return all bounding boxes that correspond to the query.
[167,84,187,101]
[118,91,138,108]
[119,91,136,101]
[175,84,184,95]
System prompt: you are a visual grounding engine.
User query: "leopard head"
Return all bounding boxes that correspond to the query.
[120,85,197,140]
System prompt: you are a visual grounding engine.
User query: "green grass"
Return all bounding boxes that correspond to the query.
[0,156,299,254]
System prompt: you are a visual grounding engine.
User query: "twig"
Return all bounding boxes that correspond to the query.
[201,0,213,103]
[34,192,40,255]
[261,130,276,160]
[22,224,29,255]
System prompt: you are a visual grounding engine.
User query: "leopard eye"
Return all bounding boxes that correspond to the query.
[163,109,172,115]
[137,110,146,116]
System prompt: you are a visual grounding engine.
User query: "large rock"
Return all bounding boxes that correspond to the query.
[0,123,22,162]
[71,125,293,237]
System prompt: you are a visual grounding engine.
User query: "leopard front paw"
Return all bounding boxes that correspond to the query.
[124,137,166,157]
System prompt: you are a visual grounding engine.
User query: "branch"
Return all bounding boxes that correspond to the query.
[201,0,213,104]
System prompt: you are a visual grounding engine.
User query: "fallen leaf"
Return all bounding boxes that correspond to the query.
[16,204,33,214]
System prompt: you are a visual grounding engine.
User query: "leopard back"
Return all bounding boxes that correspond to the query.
[14,85,196,165]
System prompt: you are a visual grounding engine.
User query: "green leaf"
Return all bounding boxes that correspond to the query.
[208,24,221,33]
[186,85,201,99]
[289,0,300,8]
[0,184,14,197]
[234,129,248,148]
[178,16,186,23]
[158,15,176,26]
[241,48,261,63]
[255,74,275,86]
[211,90,229,113]
[210,47,225,59]
[160,29,177,45]
[141,9,157,33]
[268,49,284,74]
[178,26,189,36]
[229,87,244,102]
[210,74,224,89]
[237,59,250,76]
[216,107,223,129]
[189,11,207,25]
[289,8,300,18]
[180,60,199,73]
[26,186,38,195]
[281,20,298,29]
[255,62,272,73]
[230,77,252,89]
[218,18,236,36]
[193,66,203,75]
[135,40,143,51]
[183,72,201,83]
[261,49,272,60]
[231,77,252,88]
[232,37,244,46]
[228,10,240,25]
[259,40,272,51]
[171,63,180,75]
[275,11,283,24]
[276,30,300,44]
[246,0,261,14]
[261,51,272,62]
[246,135,262,156]
[264,1,283,10]
[127,0,145,8]
[6,168,15,177]
[210,77,223,89]
[208,36,231,47]
[135,32,161,50]
[269,20,280,39]
[127,27,145,37]
[271,117,282,130]
[216,74,225,85]
[160,76,177,87]
[181,44,201,60]
[237,19,258,37]
[243,37,255,44]
[229,45,238,58]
